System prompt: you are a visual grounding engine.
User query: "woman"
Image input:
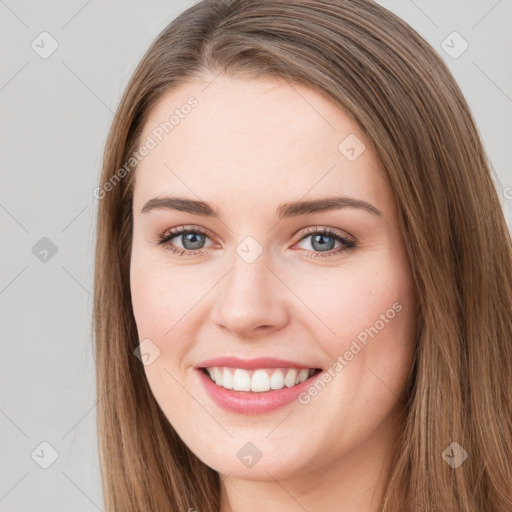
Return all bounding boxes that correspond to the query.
[93,0,512,510]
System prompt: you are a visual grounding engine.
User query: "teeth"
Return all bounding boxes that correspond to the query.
[222,368,234,389]
[204,367,317,392]
[213,367,222,385]
[233,369,251,391]
[270,369,285,390]
[251,369,271,392]
[297,368,309,384]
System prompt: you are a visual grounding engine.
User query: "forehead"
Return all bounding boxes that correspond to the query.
[132,74,390,215]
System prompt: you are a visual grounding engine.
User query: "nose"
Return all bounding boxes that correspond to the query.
[211,254,290,339]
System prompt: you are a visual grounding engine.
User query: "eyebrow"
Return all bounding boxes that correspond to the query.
[140,195,382,219]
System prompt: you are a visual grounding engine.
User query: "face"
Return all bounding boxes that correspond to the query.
[129,73,418,482]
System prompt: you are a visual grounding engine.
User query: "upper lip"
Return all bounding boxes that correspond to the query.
[196,356,320,370]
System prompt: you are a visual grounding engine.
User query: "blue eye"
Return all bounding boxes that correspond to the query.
[156,226,356,259]
[157,226,212,257]
[295,227,356,258]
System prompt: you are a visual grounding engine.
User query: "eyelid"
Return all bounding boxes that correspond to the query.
[159,224,218,244]
[156,224,357,258]
[294,225,354,243]
[158,224,353,246]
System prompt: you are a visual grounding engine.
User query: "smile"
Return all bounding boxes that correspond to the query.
[203,367,320,392]
[196,362,324,414]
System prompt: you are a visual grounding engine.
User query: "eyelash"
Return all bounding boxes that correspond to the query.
[155,225,357,259]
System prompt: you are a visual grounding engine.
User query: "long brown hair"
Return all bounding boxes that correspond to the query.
[93,1,512,510]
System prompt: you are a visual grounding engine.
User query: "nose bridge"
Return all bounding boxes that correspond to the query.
[224,233,273,297]
[212,242,288,336]
[229,247,269,297]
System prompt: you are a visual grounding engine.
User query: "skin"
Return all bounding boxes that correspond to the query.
[130,72,418,512]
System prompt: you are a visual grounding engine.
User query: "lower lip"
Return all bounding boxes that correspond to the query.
[196,368,323,414]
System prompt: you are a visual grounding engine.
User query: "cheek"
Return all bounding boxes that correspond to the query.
[295,256,417,402]
[130,258,196,415]
[295,263,414,343]
[130,254,199,340]
[130,267,165,339]
[129,252,212,400]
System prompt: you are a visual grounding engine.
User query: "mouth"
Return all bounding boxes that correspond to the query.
[195,356,325,413]
[196,364,324,414]
[200,366,323,393]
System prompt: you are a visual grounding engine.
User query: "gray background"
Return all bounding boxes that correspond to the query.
[1,1,510,510]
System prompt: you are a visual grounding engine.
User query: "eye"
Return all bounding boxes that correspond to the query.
[293,227,356,259]
[155,225,357,259]
[156,225,214,257]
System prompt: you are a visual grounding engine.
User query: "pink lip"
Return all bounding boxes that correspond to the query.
[196,367,323,414]
[196,356,317,370]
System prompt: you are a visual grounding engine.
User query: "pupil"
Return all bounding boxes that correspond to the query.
[312,234,334,252]
[183,233,204,250]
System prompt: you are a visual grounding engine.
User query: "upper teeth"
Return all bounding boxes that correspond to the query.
[205,367,316,392]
